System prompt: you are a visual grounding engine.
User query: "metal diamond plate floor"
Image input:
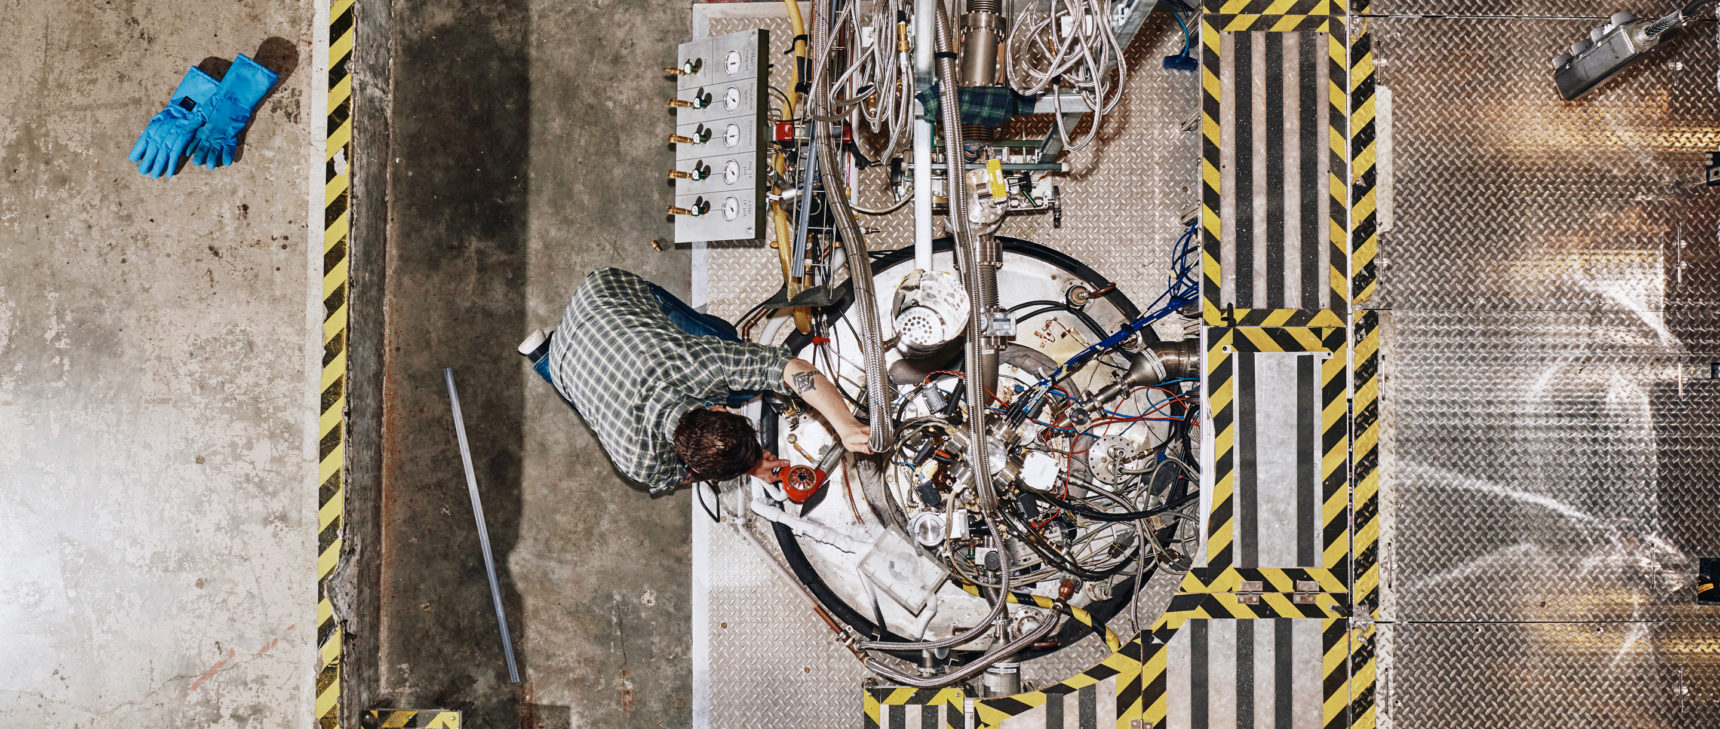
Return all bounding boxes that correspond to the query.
[1367,12,1720,728]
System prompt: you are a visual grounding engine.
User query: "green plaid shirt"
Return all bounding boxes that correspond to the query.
[547,268,792,494]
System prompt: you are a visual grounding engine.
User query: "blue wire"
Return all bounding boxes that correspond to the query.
[1020,224,1201,409]
[1169,10,1191,59]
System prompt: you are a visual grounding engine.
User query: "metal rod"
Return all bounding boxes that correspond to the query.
[445,368,521,684]
[912,0,938,272]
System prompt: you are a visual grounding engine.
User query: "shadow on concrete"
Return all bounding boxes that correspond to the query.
[194,37,299,168]
[373,0,533,725]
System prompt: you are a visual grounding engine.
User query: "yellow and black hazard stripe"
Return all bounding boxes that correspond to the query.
[1348,3,1378,306]
[1199,13,1223,326]
[1346,0,1381,721]
[1322,617,1350,729]
[1206,0,1339,31]
[1198,1,1349,329]
[865,687,964,729]
[1138,619,1192,729]
[362,710,462,728]
[318,0,356,726]
[956,582,1122,652]
[1350,311,1380,616]
[1135,577,1349,729]
[1204,327,1348,570]
[1160,584,1347,623]
[1179,566,1347,595]
[1345,317,1382,729]
[973,637,1145,729]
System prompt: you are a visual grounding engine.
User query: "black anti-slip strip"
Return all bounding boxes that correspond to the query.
[1238,351,1258,567]
[1233,33,1255,307]
[1275,620,1295,729]
[1263,34,1285,308]
[1191,620,1210,729]
[1297,32,1321,309]
[1297,355,1317,566]
[1237,621,1255,729]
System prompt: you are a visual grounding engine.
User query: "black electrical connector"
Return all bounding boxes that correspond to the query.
[918,480,943,509]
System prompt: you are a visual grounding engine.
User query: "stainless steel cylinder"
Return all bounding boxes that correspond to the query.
[960,0,1005,86]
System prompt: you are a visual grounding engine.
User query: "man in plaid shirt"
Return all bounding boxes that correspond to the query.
[519,268,871,495]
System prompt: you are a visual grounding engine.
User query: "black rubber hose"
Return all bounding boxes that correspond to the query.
[1007,300,1109,339]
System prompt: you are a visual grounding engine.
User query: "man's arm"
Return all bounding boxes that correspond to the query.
[782,358,874,454]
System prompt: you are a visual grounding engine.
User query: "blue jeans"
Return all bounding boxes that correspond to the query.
[531,284,758,407]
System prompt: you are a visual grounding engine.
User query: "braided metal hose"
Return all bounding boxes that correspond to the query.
[934,6,1000,514]
[814,0,896,453]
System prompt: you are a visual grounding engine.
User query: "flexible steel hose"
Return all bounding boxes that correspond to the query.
[814,0,895,453]
[934,7,999,515]
[861,591,1065,688]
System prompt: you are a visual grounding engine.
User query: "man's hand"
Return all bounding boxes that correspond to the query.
[783,358,878,454]
[839,426,875,455]
[746,449,790,483]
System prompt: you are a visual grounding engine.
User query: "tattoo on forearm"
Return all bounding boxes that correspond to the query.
[792,371,817,394]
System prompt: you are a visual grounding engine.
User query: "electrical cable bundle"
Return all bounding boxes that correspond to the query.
[1002,0,1128,151]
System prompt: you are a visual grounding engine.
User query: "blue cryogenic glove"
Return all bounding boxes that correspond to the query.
[189,53,279,170]
[128,67,219,179]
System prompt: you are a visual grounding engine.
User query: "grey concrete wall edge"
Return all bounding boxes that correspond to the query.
[338,0,394,723]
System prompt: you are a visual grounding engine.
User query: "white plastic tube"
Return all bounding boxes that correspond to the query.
[912,118,934,272]
[912,0,937,272]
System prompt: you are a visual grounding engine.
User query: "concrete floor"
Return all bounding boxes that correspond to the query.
[371,0,699,726]
[0,1,319,726]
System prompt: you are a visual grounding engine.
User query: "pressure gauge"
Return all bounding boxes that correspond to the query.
[723,123,740,148]
[725,50,741,74]
[722,160,740,184]
[722,197,740,220]
[724,87,741,111]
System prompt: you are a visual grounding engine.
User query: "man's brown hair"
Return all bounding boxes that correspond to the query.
[673,408,762,482]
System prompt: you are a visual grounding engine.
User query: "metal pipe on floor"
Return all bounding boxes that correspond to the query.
[445,368,521,684]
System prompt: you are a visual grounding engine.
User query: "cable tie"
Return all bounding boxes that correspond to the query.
[933,51,959,60]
